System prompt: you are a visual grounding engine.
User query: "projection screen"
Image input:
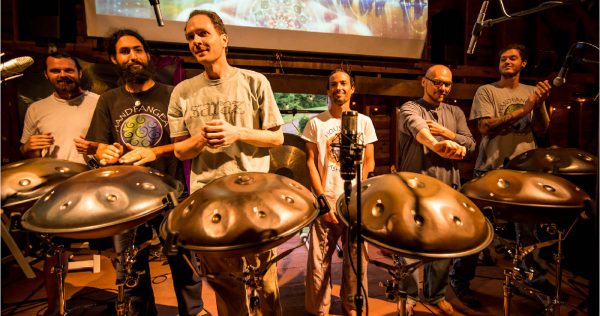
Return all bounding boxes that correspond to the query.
[85,0,428,59]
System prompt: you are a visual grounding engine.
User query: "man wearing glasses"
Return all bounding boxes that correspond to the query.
[396,64,475,315]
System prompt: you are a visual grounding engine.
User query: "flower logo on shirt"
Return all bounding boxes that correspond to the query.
[504,103,531,133]
[120,114,163,147]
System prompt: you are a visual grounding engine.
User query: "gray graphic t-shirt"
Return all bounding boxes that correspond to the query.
[469,82,538,171]
[168,67,284,193]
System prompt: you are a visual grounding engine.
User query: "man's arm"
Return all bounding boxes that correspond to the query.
[478,80,551,136]
[118,143,174,165]
[73,136,98,155]
[362,143,375,178]
[399,102,465,160]
[305,141,338,224]
[203,119,284,148]
[415,128,466,160]
[173,133,206,161]
[95,143,123,165]
[21,132,54,158]
[531,101,550,137]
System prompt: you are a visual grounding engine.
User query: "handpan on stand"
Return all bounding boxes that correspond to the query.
[337,172,494,316]
[461,169,592,316]
[1,158,89,279]
[161,172,318,311]
[21,165,183,316]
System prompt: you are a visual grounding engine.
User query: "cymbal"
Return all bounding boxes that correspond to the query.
[337,172,494,259]
[161,172,318,257]
[1,158,89,212]
[505,147,598,175]
[461,169,591,224]
[21,165,183,239]
[269,133,311,189]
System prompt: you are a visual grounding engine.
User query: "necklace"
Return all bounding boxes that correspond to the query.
[124,87,142,107]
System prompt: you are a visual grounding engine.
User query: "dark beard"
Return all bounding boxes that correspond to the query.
[117,62,155,85]
[54,78,79,95]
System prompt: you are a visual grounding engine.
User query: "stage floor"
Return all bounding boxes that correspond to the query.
[1,235,591,315]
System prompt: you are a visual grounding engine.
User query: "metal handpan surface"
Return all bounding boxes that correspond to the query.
[21,165,183,239]
[504,147,598,195]
[337,172,493,259]
[1,158,89,212]
[504,147,597,175]
[461,169,590,223]
[269,133,311,189]
[161,172,318,257]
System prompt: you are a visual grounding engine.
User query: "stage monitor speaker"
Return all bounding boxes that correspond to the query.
[17,0,77,43]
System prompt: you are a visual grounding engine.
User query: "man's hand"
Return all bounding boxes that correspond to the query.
[524,80,552,114]
[323,210,339,224]
[426,120,455,140]
[22,132,54,154]
[119,144,157,166]
[533,80,551,107]
[432,140,466,160]
[98,143,123,165]
[73,136,97,155]
[204,119,240,148]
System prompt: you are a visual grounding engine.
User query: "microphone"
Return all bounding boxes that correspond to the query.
[340,110,358,181]
[149,0,165,27]
[467,0,489,55]
[0,56,34,77]
[553,42,584,87]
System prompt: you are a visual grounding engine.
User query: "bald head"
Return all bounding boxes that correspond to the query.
[425,65,452,79]
[422,64,453,106]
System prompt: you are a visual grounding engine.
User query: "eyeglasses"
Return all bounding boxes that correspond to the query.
[424,76,452,88]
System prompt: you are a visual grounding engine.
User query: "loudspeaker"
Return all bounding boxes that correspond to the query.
[18,0,77,43]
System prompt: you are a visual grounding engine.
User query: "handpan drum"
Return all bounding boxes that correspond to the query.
[21,165,183,239]
[1,158,89,212]
[504,147,598,195]
[461,169,591,224]
[160,172,318,257]
[337,172,494,259]
[504,147,597,175]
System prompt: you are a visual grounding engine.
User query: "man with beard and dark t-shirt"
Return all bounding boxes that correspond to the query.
[85,29,204,316]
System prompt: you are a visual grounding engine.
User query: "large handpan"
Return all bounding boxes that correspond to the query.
[1,158,89,212]
[461,169,591,224]
[269,133,311,189]
[160,172,318,257]
[504,147,597,175]
[21,165,183,239]
[337,172,494,259]
[504,147,598,195]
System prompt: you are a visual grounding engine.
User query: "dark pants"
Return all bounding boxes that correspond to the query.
[114,215,203,316]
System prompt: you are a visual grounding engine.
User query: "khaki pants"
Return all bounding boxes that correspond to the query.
[305,216,368,315]
[200,248,282,316]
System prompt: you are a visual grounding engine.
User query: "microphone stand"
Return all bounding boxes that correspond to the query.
[343,140,365,315]
[478,1,577,30]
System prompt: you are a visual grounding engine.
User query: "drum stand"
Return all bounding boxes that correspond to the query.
[502,218,580,316]
[371,254,429,316]
[39,235,97,316]
[114,235,155,316]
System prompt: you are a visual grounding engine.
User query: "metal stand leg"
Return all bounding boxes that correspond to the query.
[0,209,35,278]
[55,249,67,316]
[373,254,426,316]
[115,281,128,316]
[503,268,513,316]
